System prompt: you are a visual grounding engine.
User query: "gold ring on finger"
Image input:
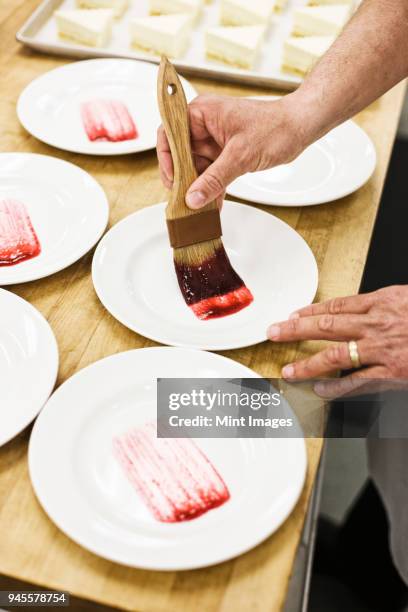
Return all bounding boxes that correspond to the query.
[348,340,361,369]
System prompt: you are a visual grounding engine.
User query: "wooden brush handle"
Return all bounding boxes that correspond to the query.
[157,57,217,221]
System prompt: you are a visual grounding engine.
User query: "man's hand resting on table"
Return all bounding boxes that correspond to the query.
[267,286,408,398]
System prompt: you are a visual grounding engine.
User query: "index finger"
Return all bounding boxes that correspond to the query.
[291,294,375,319]
[267,313,368,343]
[156,125,174,189]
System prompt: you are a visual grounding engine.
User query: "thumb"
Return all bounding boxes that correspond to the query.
[185,143,242,209]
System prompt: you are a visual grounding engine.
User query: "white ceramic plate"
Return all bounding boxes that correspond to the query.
[228,117,376,207]
[29,347,307,570]
[17,58,197,156]
[0,289,58,447]
[0,153,109,285]
[92,201,318,351]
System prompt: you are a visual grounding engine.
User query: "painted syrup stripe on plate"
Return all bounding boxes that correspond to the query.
[0,199,41,266]
[174,245,254,320]
[113,422,230,522]
[81,100,139,143]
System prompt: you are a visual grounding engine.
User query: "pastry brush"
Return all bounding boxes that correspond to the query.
[157,57,253,320]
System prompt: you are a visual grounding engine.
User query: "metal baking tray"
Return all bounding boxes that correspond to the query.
[17,0,304,90]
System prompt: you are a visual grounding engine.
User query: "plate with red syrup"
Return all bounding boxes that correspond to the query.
[17,58,197,156]
[0,153,109,285]
[92,200,318,351]
[29,347,307,570]
[0,288,58,447]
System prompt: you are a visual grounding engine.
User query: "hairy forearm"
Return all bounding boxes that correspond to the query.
[160,1,408,208]
[289,0,408,146]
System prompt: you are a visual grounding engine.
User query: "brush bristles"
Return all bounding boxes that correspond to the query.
[173,238,222,267]
[173,241,254,320]
[168,205,253,320]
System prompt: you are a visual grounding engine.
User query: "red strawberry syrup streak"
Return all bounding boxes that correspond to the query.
[0,199,41,267]
[174,246,254,320]
[113,422,230,523]
[81,99,138,143]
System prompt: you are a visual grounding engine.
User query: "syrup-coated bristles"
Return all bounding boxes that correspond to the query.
[173,241,254,320]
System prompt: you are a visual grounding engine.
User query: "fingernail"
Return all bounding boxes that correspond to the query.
[186,190,206,209]
[163,175,173,189]
[282,364,295,379]
[267,325,281,340]
[314,382,328,397]
[164,169,173,185]
[289,312,300,320]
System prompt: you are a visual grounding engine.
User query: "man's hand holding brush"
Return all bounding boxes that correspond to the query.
[157,94,308,210]
[157,1,408,213]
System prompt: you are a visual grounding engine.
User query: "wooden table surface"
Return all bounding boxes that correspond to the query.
[0,1,406,611]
